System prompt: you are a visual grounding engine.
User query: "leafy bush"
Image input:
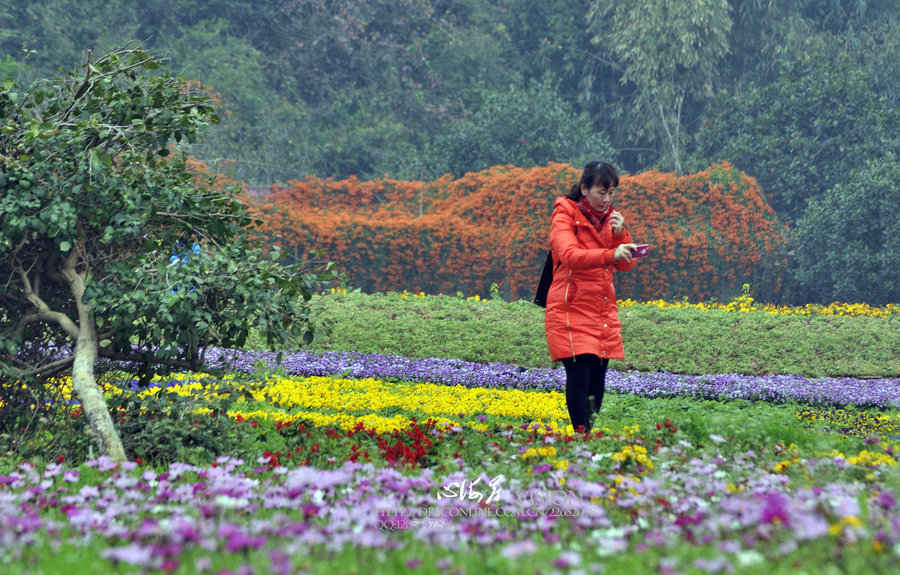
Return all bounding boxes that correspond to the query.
[256,163,786,302]
[694,53,900,223]
[429,78,616,177]
[2,374,269,466]
[105,377,269,466]
[0,377,88,463]
[791,154,900,305]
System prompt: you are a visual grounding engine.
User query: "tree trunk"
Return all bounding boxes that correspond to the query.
[658,94,684,177]
[71,314,127,462]
[63,233,127,462]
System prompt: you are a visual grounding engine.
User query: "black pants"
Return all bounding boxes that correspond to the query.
[562,354,609,432]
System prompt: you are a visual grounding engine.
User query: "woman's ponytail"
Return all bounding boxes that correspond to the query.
[567,183,582,200]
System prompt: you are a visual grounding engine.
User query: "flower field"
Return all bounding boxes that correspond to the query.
[4,345,900,574]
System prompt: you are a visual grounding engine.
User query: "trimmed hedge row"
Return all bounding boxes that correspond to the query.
[253,162,787,301]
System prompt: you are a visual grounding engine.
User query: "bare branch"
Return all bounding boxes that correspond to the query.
[59,50,94,124]
[59,46,167,125]
[97,348,194,371]
[155,211,260,225]
[0,359,21,376]
[14,310,79,340]
[16,356,76,380]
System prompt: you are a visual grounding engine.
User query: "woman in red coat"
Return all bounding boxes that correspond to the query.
[545,161,639,433]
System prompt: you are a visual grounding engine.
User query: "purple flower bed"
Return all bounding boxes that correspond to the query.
[2,448,898,573]
[205,347,900,409]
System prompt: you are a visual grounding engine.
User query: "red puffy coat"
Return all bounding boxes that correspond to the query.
[544,196,636,362]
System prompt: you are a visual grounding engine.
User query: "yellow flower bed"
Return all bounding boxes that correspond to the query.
[26,372,606,436]
[618,296,897,318]
[148,373,574,435]
[357,287,899,317]
[251,375,566,423]
[846,450,897,468]
[815,448,898,468]
[521,446,558,460]
[795,408,900,442]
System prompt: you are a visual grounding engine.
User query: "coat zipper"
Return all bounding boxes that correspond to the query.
[564,268,576,360]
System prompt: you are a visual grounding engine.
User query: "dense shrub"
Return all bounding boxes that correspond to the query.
[254,163,787,302]
[694,53,900,223]
[428,79,616,177]
[791,155,900,305]
[0,377,85,462]
[106,377,268,465]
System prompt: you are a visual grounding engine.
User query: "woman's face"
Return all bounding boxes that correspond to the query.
[581,183,615,212]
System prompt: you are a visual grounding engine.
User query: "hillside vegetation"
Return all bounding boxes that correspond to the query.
[3,1,898,304]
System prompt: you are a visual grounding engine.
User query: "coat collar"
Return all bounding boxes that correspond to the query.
[555,196,609,243]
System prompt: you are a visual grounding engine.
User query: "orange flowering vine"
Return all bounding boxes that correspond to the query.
[249,162,787,301]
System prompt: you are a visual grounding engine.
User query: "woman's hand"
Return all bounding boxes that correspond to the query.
[609,211,625,234]
[614,243,638,262]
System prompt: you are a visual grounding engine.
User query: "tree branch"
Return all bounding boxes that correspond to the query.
[97,348,194,370]
[59,50,94,124]
[15,355,76,380]
[155,211,260,225]
[14,310,79,340]
[13,261,80,339]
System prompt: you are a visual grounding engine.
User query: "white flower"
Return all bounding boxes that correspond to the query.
[736,550,765,566]
[213,495,249,509]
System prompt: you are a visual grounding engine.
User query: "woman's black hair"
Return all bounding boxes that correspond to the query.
[566,161,619,201]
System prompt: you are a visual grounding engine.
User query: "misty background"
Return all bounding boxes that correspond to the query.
[1,0,897,304]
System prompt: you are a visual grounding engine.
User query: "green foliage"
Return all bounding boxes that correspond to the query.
[428,78,616,177]
[0,55,30,81]
[0,1,129,82]
[7,375,278,466]
[301,88,421,179]
[3,0,900,187]
[1,0,899,307]
[695,53,900,304]
[695,53,900,222]
[0,46,334,387]
[0,378,88,462]
[106,378,264,465]
[250,0,521,181]
[588,0,733,174]
[307,292,899,378]
[791,155,900,305]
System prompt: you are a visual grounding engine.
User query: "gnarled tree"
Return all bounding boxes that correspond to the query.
[0,46,332,461]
